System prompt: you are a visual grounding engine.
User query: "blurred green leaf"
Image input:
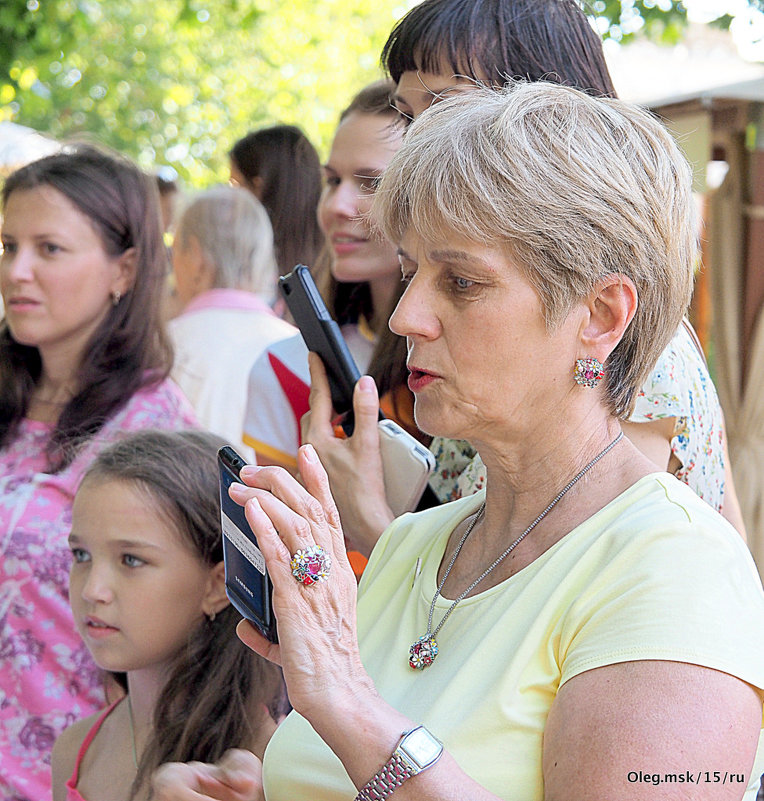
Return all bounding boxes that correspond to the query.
[1,0,757,186]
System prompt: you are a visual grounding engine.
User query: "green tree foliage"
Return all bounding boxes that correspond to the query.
[1,0,413,185]
[589,0,689,44]
[0,0,749,186]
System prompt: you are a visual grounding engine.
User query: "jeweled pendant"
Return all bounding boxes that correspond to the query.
[409,634,438,670]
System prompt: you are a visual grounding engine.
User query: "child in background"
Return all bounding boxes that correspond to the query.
[51,430,285,801]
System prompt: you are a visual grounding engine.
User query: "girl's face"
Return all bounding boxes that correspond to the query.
[318,111,404,285]
[69,477,218,677]
[393,67,478,121]
[0,186,129,362]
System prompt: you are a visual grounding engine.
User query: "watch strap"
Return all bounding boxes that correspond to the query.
[354,726,442,801]
[354,749,416,801]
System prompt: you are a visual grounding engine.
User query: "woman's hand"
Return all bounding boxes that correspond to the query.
[150,749,263,801]
[300,352,394,556]
[229,444,376,723]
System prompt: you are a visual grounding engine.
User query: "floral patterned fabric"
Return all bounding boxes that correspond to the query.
[0,380,197,801]
[630,322,724,510]
[428,323,725,512]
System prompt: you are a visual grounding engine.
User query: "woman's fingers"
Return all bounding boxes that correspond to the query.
[214,750,263,791]
[234,457,342,552]
[296,444,345,554]
[237,475,344,596]
[237,493,292,579]
[150,752,264,801]
[349,375,383,455]
[304,352,336,441]
[236,619,282,665]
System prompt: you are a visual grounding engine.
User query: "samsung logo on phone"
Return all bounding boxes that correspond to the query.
[235,575,254,598]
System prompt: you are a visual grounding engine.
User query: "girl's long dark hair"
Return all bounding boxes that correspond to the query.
[82,430,286,799]
[0,143,173,472]
[230,124,325,277]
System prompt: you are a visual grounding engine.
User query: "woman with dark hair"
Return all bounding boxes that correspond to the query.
[382,0,616,114]
[230,124,325,279]
[51,430,285,801]
[0,143,197,801]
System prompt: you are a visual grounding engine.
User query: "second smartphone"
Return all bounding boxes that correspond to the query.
[279,265,435,516]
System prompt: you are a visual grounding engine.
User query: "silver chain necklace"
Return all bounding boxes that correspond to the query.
[408,431,623,670]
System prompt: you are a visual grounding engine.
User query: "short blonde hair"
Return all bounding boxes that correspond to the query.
[175,185,277,299]
[373,82,697,417]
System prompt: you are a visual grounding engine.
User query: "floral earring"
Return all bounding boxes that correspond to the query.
[573,357,604,388]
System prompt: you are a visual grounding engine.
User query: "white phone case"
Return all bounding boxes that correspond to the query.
[378,419,436,517]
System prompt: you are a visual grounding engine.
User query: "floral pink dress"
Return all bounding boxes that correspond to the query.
[0,379,197,801]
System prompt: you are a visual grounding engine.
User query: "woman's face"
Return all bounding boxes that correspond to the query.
[393,62,480,121]
[0,185,126,361]
[318,111,404,285]
[390,228,585,444]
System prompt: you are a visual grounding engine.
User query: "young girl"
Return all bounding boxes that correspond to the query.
[50,430,285,801]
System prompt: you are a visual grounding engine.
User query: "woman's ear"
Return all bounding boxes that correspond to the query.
[579,274,638,361]
[112,246,138,297]
[248,175,265,201]
[202,561,230,619]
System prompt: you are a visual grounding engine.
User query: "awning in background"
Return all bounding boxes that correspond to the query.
[608,26,764,577]
[0,121,59,177]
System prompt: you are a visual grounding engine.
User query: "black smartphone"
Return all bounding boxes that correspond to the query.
[279,265,435,514]
[218,445,278,643]
[279,265,361,435]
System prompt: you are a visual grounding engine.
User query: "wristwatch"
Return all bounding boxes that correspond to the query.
[354,725,444,801]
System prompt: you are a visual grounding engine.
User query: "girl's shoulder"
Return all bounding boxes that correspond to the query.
[50,708,109,801]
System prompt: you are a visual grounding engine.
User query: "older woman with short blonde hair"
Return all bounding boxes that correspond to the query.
[168,185,293,457]
[379,84,696,418]
[156,82,764,801]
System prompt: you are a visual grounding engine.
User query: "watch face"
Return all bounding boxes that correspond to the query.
[400,726,443,769]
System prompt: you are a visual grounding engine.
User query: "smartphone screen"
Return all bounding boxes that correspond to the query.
[218,446,278,642]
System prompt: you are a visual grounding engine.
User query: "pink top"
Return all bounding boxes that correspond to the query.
[0,379,197,801]
[65,698,124,801]
[179,287,276,317]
